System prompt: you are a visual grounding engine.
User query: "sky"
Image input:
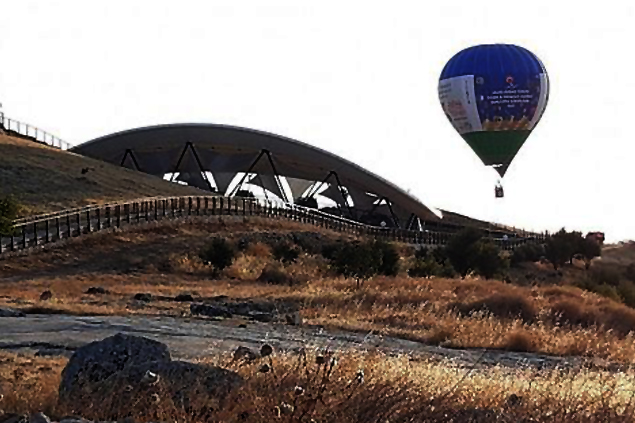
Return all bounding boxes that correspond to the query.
[1,1,634,242]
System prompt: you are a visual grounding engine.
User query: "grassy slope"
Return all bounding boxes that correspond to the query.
[2,217,635,363]
[0,134,204,216]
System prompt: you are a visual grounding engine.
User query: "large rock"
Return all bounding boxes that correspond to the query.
[0,307,25,317]
[190,303,233,318]
[58,333,171,403]
[57,334,243,419]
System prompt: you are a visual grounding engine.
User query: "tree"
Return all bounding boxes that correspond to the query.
[473,241,507,280]
[578,237,601,270]
[445,227,484,278]
[545,229,575,270]
[199,237,236,276]
[0,196,20,236]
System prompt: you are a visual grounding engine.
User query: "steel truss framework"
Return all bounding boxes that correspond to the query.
[71,123,441,228]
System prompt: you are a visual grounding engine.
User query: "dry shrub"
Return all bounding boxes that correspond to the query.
[454,293,537,323]
[258,263,298,286]
[245,241,271,258]
[0,352,67,416]
[550,300,601,328]
[5,349,635,422]
[426,327,453,345]
[160,253,206,274]
[503,329,538,352]
[599,303,635,336]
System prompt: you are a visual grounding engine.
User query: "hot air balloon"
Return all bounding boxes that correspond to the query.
[438,44,549,197]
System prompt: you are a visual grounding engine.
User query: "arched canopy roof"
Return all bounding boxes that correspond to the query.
[72,123,441,221]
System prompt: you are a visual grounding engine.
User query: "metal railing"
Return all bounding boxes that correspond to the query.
[0,113,72,150]
[0,195,543,257]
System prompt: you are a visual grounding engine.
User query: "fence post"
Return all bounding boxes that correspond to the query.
[22,225,27,249]
[45,220,50,243]
[56,217,61,240]
[33,222,38,246]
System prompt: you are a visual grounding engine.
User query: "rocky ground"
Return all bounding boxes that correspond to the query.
[0,308,622,372]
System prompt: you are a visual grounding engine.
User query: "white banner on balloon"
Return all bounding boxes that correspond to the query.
[438,75,482,135]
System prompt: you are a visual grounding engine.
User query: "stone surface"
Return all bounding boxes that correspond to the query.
[233,346,258,362]
[58,336,242,417]
[28,413,50,423]
[85,286,108,295]
[58,333,171,404]
[1,415,27,423]
[174,293,194,302]
[0,314,616,372]
[133,293,152,302]
[285,312,302,326]
[0,307,25,318]
[190,303,232,318]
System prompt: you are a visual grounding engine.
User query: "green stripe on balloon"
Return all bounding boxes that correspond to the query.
[461,130,531,177]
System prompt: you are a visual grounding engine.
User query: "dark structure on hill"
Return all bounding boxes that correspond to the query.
[72,123,442,229]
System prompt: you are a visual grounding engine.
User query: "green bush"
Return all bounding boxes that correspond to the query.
[444,228,506,279]
[589,266,623,287]
[325,240,399,287]
[199,237,236,275]
[575,277,622,302]
[0,195,20,236]
[545,229,602,270]
[408,257,441,278]
[473,241,508,280]
[445,228,483,277]
[510,243,545,267]
[624,264,635,283]
[373,240,400,277]
[617,280,635,308]
[272,241,300,264]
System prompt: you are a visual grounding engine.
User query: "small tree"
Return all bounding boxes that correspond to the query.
[472,241,507,280]
[372,240,400,277]
[327,241,379,288]
[0,196,20,236]
[408,257,441,278]
[199,237,236,276]
[545,230,572,270]
[272,241,300,264]
[579,237,601,270]
[445,227,484,278]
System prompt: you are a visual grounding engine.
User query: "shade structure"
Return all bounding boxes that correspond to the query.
[71,123,441,223]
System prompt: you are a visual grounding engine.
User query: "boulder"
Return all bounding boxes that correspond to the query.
[133,293,152,302]
[0,307,25,318]
[28,413,51,423]
[85,286,108,295]
[174,293,194,302]
[58,334,242,419]
[58,333,171,404]
[39,291,53,301]
[190,303,233,318]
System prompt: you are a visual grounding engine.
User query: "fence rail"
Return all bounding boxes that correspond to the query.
[0,195,545,257]
[0,113,72,150]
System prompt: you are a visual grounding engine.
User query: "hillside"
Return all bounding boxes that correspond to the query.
[0,134,204,216]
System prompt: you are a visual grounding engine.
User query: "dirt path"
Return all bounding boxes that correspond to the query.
[0,314,604,371]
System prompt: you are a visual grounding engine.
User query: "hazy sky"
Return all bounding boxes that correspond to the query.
[1,1,633,241]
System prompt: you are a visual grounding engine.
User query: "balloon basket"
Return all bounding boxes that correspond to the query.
[495,183,504,198]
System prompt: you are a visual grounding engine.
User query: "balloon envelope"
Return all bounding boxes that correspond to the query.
[438,44,549,176]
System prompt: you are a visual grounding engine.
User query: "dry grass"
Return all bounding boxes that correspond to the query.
[2,218,635,363]
[0,134,203,216]
[3,349,635,422]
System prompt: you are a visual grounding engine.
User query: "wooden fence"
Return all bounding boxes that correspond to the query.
[0,195,544,257]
